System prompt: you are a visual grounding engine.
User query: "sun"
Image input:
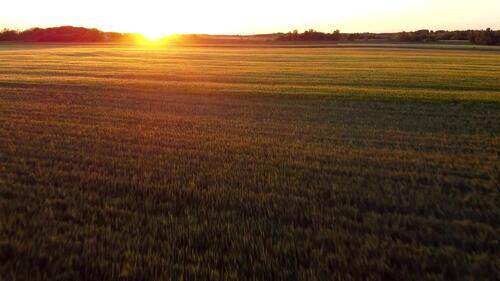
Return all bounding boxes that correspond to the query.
[142,30,167,41]
[134,29,170,46]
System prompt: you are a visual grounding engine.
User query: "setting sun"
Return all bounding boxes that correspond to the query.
[142,30,167,41]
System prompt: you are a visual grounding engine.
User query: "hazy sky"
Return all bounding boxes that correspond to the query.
[1,0,499,37]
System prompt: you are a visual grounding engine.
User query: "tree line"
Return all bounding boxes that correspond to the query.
[0,26,138,43]
[277,29,342,41]
[277,28,500,45]
[1,26,499,45]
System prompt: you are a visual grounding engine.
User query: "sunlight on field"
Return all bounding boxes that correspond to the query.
[0,44,499,280]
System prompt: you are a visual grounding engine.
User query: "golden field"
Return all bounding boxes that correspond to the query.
[0,44,499,280]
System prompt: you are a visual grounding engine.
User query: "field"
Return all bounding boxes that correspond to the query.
[0,44,499,280]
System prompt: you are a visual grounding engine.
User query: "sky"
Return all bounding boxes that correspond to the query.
[1,0,499,38]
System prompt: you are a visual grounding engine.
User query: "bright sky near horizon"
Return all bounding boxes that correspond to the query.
[1,0,499,38]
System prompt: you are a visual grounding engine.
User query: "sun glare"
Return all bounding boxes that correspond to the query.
[142,30,166,41]
[134,29,172,46]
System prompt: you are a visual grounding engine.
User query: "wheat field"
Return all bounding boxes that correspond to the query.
[0,44,499,280]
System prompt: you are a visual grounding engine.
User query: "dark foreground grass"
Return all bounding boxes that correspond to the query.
[0,44,499,281]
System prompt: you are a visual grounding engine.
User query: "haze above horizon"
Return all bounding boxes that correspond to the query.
[1,0,500,39]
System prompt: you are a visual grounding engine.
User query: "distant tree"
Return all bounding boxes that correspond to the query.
[0,28,18,41]
[481,28,496,45]
[396,31,411,41]
[331,29,341,41]
[468,28,496,45]
[468,30,477,43]
[450,31,468,40]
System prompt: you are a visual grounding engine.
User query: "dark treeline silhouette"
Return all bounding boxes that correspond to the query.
[1,26,499,45]
[277,29,342,41]
[467,28,498,45]
[0,26,138,42]
[277,28,500,45]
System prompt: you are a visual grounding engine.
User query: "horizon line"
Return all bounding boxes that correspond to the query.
[2,25,500,37]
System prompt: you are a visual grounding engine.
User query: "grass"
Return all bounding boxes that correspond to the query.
[0,44,499,281]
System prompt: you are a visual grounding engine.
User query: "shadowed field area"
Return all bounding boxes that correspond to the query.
[0,44,499,280]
